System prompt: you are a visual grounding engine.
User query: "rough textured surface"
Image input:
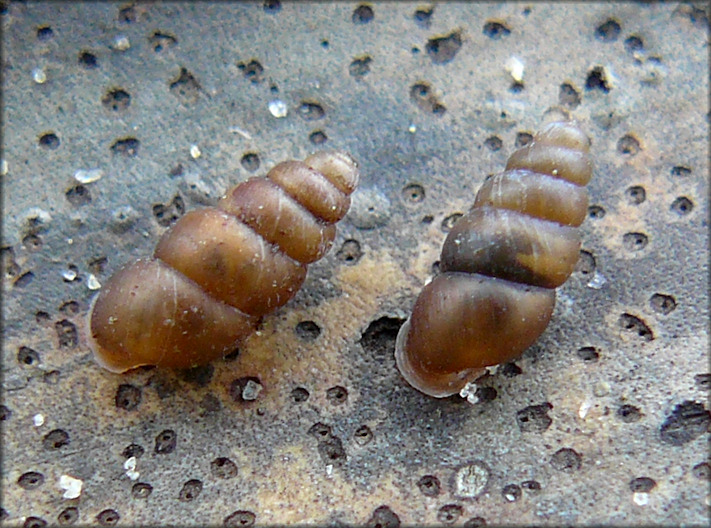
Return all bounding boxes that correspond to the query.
[2,2,709,526]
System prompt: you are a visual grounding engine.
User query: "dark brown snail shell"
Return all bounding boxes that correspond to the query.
[395,121,593,397]
[87,151,359,372]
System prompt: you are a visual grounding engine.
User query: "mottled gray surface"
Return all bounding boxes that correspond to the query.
[2,1,709,526]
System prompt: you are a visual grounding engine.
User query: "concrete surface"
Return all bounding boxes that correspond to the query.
[2,1,709,526]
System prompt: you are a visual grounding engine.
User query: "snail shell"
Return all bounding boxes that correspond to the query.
[88,151,359,372]
[395,122,593,397]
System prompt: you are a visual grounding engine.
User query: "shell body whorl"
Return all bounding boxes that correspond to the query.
[395,122,593,398]
[88,151,359,373]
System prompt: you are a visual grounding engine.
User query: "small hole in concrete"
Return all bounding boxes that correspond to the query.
[96,509,119,527]
[326,385,348,405]
[211,457,238,478]
[291,387,310,403]
[178,479,203,501]
[336,239,362,264]
[670,196,693,216]
[352,4,374,24]
[595,18,621,42]
[295,321,321,341]
[154,429,177,454]
[417,474,441,497]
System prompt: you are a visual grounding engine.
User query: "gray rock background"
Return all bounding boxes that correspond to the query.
[2,1,709,526]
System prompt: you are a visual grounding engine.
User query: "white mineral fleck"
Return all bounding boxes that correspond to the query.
[504,489,518,502]
[242,380,263,401]
[59,474,83,499]
[459,382,480,405]
[74,168,104,184]
[268,99,288,118]
[0,159,8,176]
[113,35,130,51]
[408,124,417,133]
[485,364,499,376]
[505,56,524,82]
[578,399,592,419]
[87,274,101,290]
[633,492,649,506]
[33,414,45,427]
[32,68,47,84]
[190,144,202,159]
[124,456,139,480]
[62,268,77,282]
[587,271,608,290]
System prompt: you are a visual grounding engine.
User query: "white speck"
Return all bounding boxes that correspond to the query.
[587,271,607,290]
[633,492,649,506]
[578,399,592,419]
[408,124,417,133]
[113,35,130,51]
[268,99,288,118]
[62,268,77,281]
[485,364,499,376]
[229,126,252,139]
[33,414,45,427]
[87,274,101,290]
[32,68,47,84]
[504,489,518,502]
[124,456,139,480]
[0,159,8,176]
[59,474,83,499]
[74,168,104,184]
[505,56,524,82]
[459,382,480,405]
[67,238,73,245]
[190,144,202,159]
[242,380,262,401]
[325,464,333,476]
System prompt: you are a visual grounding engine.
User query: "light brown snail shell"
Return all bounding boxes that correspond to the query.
[87,151,359,372]
[395,121,593,397]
